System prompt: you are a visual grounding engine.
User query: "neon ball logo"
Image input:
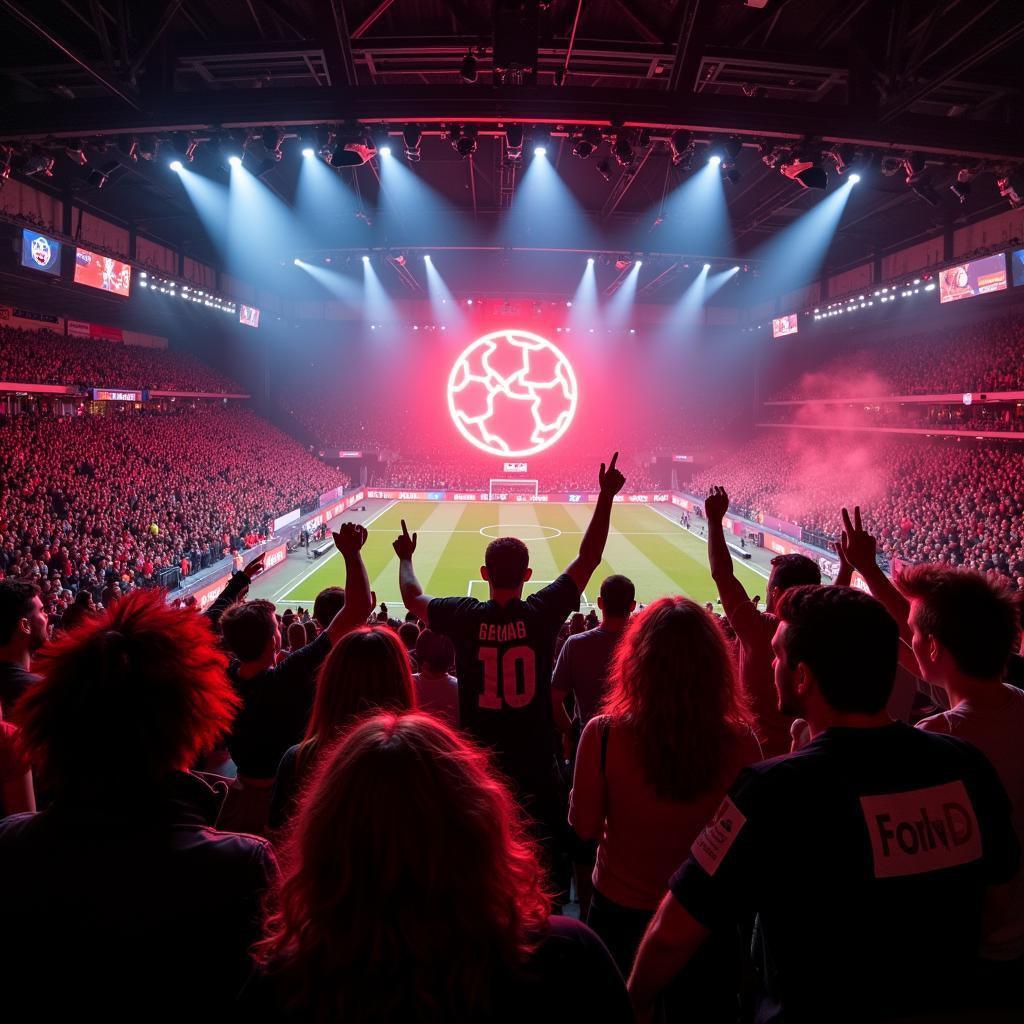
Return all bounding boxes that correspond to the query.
[30,235,52,267]
[447,329,578,457]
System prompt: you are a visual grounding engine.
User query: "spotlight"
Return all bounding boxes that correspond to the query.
[849,173,861,184]
[362,254,370,263]
[595,158,614,182]
[635,260,643,268]
[669,129,693,167]
[731,265,739,271]
[403,125,422,162]
[65,138,88,165]
[949,180,970,203]
[169,159,183,172]
[460,50,478,83]
[261,127,283,161]
[708,154,722,166]
[379,145,392,157]
[531,127,550,158]
[572,127,601,159]
[703,263,711,270]
[997,173,1024,209]
[587,257,595,265]
[171,132,198,162]
[22,148,55,177]
[301,147,315,158]
[781,159,828,190]
[87,161,117,189]
[612,132,634,168]
[534,145,546,157]
[450,125,478,158]
[228,155,242,167]
[117,137,139,162]
[331,129,376,167]
[423,254,431,261]
[293,258,301,266]
[137,134,158,161]
[505,125,524,161]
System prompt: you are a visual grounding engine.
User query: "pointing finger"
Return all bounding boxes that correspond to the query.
[854,506,863,532]
[609,451,619,470]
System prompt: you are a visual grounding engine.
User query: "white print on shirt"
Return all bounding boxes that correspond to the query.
[691,797,747,876]
[478,621,528,642]
[860,780,982,879]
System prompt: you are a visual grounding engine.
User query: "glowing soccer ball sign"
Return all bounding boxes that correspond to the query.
[447,329,578,457]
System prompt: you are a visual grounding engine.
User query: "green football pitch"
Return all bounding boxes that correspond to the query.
[272,501,768,610]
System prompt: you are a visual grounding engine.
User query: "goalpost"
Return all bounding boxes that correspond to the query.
[488,478,540,500]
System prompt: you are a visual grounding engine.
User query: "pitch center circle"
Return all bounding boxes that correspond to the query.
[479,524,562,541]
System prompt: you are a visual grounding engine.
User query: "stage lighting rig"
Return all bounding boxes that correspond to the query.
[901,153,940,207]
[64,139,88,165]
[331,127,376,167]
[504,124,524,161]
[460,49,479,83]
[87,160,118,189]
[571,127,601,159]
[997,172,1023,209]
[949,167,976,204]
[612,131,634,168]
[262,127,283,161]
[403,126,422,162]
[22,147,55,177]
[171,132,199,162]
[531,128,550,157]
[780,157,828,190]
[669,130,693,167]
[595,158,614,182]
[449,125,478,158]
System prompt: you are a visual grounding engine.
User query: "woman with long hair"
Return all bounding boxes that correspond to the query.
[249,713,631,1022]
[267,626,415,832]
[569,596,761,1015]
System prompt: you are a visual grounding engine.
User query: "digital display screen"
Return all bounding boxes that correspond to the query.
[939,253,1007,303]
[239,304,260,327]
[21,229,61,275]
[772,314,798,338]
[91,388,148,402]
[74,247,132,297]
[1011,249,1024,289]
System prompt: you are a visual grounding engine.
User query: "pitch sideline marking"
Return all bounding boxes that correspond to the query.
[273,501,399,603]
[645,504,770,581]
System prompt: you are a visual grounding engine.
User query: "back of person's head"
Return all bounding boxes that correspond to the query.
[287,621,307,651]
[14,591,236,795]
[768,554,821,599]
[898,564,1020,680]
[306,627,416,743]
[220,599,277,662]
[397,621,420,650]
[569,612,586,635]
[256,713,549,1021]
[599,574,635,618]
[484,537,530,589]
[313,586,345,627]
[776,585,897,714]
[604,596,751,801]
[74,590,94,608]
[304,621,318,645]
[415,628,455,674]
[0,580,40,645]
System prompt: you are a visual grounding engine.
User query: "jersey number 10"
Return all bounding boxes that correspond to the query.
[478,645,537,709]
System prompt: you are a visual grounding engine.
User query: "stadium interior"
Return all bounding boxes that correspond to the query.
[2,0,1024,1020]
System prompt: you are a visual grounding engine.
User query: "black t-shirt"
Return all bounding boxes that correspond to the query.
[239,914,631,1023]
[669,723,1019,1023]
[429,575,580,788]
[227,632,331,778]
[0,660,39,717]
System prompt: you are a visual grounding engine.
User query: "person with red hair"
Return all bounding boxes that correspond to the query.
[0,590,277,1017]
[570,596,761,1017]
[248,713,631,1022]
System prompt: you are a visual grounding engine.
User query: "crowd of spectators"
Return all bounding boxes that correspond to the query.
[0,325,244,393]
[0,459,1019,1021]
[692,432,1024,583]
[775,312,1024,399]
[0,406,350,616]
[763,400,1024,435]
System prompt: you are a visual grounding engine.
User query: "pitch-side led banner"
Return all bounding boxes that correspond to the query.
[503,462,528,473]
[323,489,366,522]
[365,490,670,504]
[273,508,301,532]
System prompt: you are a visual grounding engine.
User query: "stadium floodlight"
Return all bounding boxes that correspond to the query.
[586,256,595,265]
[708,154,721,166]
[301,147,315,158]
[379,145,392,157]
[228,155,242,167]
[703,263,711,270]
[534,145,547,157]
[849,173,861,184]
[423,254,431,261]
[635,260,643,268]
[293,258,301,266]
[362,254,370,263]
[169,159,183,172]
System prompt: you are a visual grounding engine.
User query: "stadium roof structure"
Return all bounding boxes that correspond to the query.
[1,0,1022,300]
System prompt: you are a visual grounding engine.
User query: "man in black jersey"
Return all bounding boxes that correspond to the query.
[394,454,625,863]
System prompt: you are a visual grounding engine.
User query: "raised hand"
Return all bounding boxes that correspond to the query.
[392,519,418,560]
[333,521,368,557]
[598,452,626,497]
[705,485,729,523]
[839,506,877,572]
[242,552,266,579]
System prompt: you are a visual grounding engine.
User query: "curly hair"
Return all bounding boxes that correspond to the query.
[14,590,237,793]
[602,596,753,801]
[254,713,551,1022]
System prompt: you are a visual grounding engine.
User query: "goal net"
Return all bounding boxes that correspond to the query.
[488,478,540,500]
